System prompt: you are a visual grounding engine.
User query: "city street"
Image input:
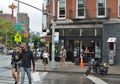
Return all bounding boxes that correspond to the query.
[0,55,120,84]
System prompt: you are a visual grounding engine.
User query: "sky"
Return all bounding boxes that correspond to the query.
[0,0,43,33]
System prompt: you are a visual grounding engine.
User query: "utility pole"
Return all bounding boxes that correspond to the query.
[16,1,19,44]
[51,0,56,69]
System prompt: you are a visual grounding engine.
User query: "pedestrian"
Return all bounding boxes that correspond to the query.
[42,49,49,70]
[19,43,35,84]
[59,48,68,67]
[11,45,21,84]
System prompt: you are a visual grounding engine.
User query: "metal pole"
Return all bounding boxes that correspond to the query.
[29,31,33,50]
[51,0,56,69]
[16,0,20,44]
[4,31,7,55]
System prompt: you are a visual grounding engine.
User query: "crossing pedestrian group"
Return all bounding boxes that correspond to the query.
[11,43,35,84]
[10,43,69,84]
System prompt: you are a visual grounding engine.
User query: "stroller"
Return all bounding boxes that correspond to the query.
[85,58,109,76]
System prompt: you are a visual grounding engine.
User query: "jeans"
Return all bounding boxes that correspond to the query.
[21,67,32,84]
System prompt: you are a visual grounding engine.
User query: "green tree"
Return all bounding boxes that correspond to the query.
[0,18,16,48]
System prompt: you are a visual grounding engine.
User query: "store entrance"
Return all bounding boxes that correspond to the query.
[65,40,100,63]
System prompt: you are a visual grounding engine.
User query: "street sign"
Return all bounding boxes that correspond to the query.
[14,24,22,30]
[24,33,29,37]
[14,33,22,42]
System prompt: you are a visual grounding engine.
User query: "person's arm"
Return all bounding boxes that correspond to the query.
[11,51,15,64]
[30,51,35,71]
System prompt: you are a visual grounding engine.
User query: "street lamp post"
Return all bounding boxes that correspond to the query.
[50,0,56,69]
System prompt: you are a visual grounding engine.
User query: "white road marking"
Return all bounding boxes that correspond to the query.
[87,75,108,84]
[41,72,48,77]
[0,70,48,84]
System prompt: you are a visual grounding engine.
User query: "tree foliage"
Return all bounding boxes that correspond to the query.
[0,18,16,47]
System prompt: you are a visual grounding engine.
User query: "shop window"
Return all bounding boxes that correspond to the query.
[96,28,102,36]
[64,29,80,36]
[81,28,94,36]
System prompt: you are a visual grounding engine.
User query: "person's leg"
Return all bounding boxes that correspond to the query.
[43,58,46,66]
[26,68,32,84]
[11,68,17,82]
[21,67,25,84]
[63,57,68,67]
[59,57,64,67]
[16,68,20,84]
[46,58,49,70]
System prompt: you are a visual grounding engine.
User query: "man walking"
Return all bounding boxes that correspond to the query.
[19,43,35,84]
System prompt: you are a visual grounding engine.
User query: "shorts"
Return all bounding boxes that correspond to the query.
[60,57,66,61]
[12,62,21,72]
[43,58,48,64]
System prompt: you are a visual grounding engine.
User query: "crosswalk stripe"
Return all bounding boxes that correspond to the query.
[0,70,48,84]
[41,72,48,77]
[87,75,108,84]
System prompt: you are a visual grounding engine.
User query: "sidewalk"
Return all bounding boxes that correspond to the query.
[35,60,120,75]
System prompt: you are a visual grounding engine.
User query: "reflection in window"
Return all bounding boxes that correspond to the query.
[77,0,85,18]
[97,0,106,17]
[96,28,102,36]
[81,28,94,36]
[64,29,80,36]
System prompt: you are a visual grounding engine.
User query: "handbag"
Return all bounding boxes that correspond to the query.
[31,72,40,82]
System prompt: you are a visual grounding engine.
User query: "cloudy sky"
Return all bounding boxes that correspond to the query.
[0,0,43,33]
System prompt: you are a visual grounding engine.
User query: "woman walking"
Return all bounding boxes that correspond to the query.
[42,49,49,70]
[59,48,68,67]
[11,45,21,84]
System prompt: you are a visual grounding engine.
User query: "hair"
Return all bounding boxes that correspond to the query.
[13,44,20,47]
[21,43,27,47]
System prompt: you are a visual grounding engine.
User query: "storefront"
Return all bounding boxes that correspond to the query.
[55,28,102,63]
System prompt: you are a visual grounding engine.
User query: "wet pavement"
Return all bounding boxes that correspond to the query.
[35,60,120,76]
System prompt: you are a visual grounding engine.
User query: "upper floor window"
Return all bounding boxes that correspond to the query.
[76,0,85,18]
[97,0,106,17]
[58,0,66,19]
[118,0,120,16]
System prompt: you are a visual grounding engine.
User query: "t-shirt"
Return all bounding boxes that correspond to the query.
[43,52,48,58]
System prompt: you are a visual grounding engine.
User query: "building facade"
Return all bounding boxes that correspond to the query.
[44,0,120,65]
[0,11,16,24]
[17,13,29,32]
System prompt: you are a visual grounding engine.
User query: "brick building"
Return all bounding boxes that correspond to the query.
[17,13,30,32]
[0,11,16,24]
[43,0,120,65]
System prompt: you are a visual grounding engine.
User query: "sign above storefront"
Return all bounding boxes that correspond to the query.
[107,37,116,42]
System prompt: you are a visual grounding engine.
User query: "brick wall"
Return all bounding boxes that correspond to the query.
[46,0,120,20]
